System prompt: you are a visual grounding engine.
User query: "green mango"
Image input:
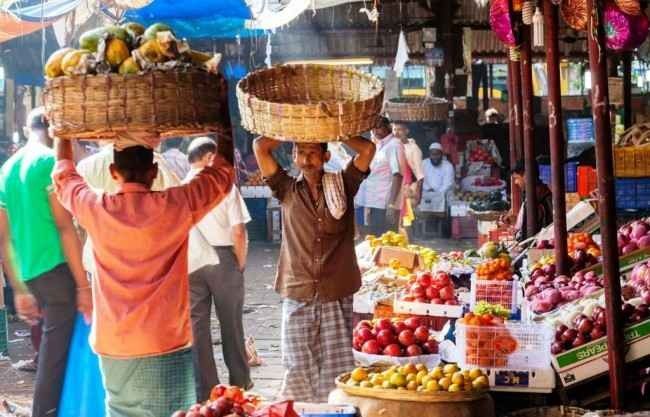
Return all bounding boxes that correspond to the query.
[79,25,131,52]
[144,23,174,40]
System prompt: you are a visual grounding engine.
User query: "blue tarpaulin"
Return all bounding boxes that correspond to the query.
[124,0,252,21]
[4,0,80,22]
[131,16,261,39]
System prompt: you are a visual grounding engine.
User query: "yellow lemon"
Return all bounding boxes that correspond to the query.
[469,369,483,380]
[438,377,451,391]
[416,370,428,385]
[421,375,433,387]
[443,364,459,375]
[448,383,462,393]
[472,376,489,390]
[451,372,465,386]
[406,381,418,391]
[462,370,471,380]
[416,386,425,392]
[464,382,474,392]
[402,363,418,375]
[406,373,417,383]
[415,364,428,373]
[426,380,440,392]
[390,373,407,388]
[351,367,368,382]
[430,367,444,380]
[360,381,373,388]
[370,375,384,386]
[382,381,395,389]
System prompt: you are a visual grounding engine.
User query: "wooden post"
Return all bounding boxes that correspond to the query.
[623,51,632,129]
[586,0,626,409]
[508,58,523,215]
[483,63,490,111]
[544,0,569,276]
[520,25,539,237]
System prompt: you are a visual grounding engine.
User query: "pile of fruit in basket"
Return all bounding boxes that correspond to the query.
[401,271,459,305]
[473,177,502,187]
[45,22,220,79]
[567,233,601,258]
[468,146,494,164]
[344,363,489,392]
[618,218,650,255]
[453,190,492,203]
[353,317,439,357]
[171,385,259,417]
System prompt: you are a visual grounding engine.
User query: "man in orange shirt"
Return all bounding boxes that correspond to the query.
[52,139,234,417]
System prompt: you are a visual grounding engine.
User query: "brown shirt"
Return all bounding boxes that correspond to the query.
[265,163,368,303]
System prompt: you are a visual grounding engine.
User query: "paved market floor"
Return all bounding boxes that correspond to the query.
[0,238,475,411]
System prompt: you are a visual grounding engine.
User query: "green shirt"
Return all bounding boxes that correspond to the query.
[0,142,65,281]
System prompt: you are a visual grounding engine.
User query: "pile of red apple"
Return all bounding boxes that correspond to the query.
[473,177,502,187]
[469,146,494,164]
[171,385,258,417]
[401,271,459,305]
[618,219,650,255]
[526,267,603,314]
[353,317,439,357]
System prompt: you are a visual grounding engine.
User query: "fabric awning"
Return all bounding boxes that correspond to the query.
[0,11,50,43]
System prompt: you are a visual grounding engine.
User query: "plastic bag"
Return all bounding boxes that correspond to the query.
[58,314,105,417]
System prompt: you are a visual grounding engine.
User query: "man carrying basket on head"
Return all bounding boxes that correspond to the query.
[254,134,375,402]
[51,138,234,417]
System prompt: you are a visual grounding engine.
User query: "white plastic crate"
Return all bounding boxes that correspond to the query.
[470,278,519,312]
[455,322,553,370]
[393,296,464,318]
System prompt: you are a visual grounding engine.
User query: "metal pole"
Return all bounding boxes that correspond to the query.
[520,25,539,237]
[508,59,523,214]
[586,0,625,409]
[544,0,570,276]
[623,52,633,129]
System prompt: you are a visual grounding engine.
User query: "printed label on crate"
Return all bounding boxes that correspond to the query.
[494,370,530,387]
[554,318,650,370]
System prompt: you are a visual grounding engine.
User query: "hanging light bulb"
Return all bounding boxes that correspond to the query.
[533,7,544,47]
[522,1,535,25]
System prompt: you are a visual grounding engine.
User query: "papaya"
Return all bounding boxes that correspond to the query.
[105,38,130,66]
[144,23,174,41]
[135,39,165,63]
[118,57,140,75]
[61,49,92,76]
[79,25,130,52]
[121,22,145,39]
[44,47,73,78]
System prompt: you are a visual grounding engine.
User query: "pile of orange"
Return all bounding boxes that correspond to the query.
[458,313,518,368]
[567,233,601,258]
[475,257,512,280]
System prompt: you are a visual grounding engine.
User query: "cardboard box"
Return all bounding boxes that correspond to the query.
[553,318,650,387]
[419,191,446,213]
[537,201,600,241]
[373,246,423,271]
[485,367,556,393]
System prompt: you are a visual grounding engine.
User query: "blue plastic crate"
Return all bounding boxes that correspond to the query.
[539,162,578,192]
[615,178,650,209]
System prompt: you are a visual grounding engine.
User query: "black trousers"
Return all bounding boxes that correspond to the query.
[189,247,251,401]
[26,263,76,417]
[367,208,398,236]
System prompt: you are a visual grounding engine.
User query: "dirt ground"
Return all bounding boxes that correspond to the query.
[0,238,473,412]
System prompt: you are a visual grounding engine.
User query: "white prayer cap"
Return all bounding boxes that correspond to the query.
[429,142,443,151]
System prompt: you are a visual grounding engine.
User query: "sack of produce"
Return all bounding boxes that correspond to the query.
[43,22,227,143]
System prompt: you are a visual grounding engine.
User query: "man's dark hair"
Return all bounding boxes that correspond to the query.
[511,159,540,180]
[375,116,391,130]
[188,137,218,163]
[294,142,327,154]
[27,107,49,130]
[113,146,154,183]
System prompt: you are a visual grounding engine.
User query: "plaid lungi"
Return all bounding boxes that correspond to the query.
[99,348,196,417]
[279,296,354,402]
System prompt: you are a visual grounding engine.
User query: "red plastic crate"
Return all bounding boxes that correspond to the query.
[577,166,597,197]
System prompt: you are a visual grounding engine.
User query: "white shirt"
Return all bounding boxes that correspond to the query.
[355,134,403,209]
[422,158,455,193]
[403,139,424,181]
[162,148,191,180]
[185,168,251,246]
[324,143,352,173]
[76,146,219,274]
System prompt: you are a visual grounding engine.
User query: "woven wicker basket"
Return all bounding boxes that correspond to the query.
[383,97,449,122]
[43,70,228,140]
[236,64,384,142]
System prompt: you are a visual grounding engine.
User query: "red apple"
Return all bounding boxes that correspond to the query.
[375,318,393,332]
[357,327,375,342]
[398,329,416,347]
[376,329,397,347]
[411,283,426,298]
[414,326,430,343]
[550,342,564,355]
[404,316,422,330]
[417,273,432,287]
[425,286,439,300]
[393,321,408,334]
[357,320,373,330]
[353,336,364,350]
[200,405,215,417]
[590,326,606,340]
[433,272,451,288]
[422,340,439,354]
[445,299,458,305]
[431,298,444,305]
[384,343,402,356]
[361,339,381,354]
[561,328,578,343]
[439,285,455,301]
[406,344,423,356]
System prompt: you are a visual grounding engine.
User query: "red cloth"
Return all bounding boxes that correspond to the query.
[0,12,50,43]
[252,401,300,417]
[441,132,461,166]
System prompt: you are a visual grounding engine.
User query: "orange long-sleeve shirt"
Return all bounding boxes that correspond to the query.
[53,157,234,358]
